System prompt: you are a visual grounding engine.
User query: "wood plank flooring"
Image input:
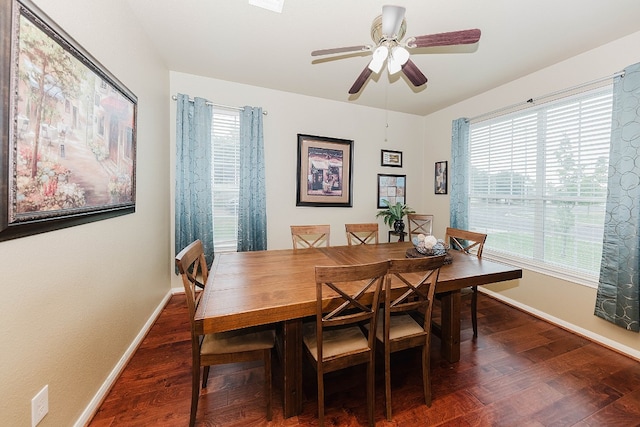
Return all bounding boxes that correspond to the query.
[89,293,640,426]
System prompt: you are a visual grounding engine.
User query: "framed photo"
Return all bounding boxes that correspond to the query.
[435,161,448,194]
[1,0,137,241]
[296,134,353,207]
[377,174,406,208]
[381,149,402,167]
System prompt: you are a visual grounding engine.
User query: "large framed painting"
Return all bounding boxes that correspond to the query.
[0,0,137,241]
[296,134,353,207]
[377,174,406,208]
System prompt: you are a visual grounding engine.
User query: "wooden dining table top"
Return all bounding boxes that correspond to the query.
[194,242,522,335]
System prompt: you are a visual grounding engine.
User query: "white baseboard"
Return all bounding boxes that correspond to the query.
[480,288,640,362]
[74,290,174,427]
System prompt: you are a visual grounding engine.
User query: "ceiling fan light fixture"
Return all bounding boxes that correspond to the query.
[368,46,388,73]
[387,46,409,75]
[311,5,482,94]
[381,5,406,38]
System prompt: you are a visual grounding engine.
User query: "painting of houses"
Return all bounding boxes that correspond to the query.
[10,10,136,223]
[306,146,343,196]
[296,134,352,207]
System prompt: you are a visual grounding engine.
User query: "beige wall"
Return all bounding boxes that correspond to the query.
[0,1,171,426]
[169,72,427,289]
[422,31,640,358]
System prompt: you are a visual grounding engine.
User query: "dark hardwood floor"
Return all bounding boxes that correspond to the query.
[89,293,640,426]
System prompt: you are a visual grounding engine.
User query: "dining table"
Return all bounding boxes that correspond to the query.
[195,241,522,418]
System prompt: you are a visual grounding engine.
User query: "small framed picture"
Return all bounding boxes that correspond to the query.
[435,161,448,194]
[377,174,406,208]
[381,149,403,167]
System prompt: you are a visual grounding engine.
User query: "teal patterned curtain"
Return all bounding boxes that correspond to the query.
[175,94,214,266]
[450,118,470,229]
[237,106,267,251]
[595,63,640,332]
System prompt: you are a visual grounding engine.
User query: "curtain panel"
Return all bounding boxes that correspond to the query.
[595,63,640,332]
[450,118,470,229]
[175,94,215,267]
[237,106,267,251]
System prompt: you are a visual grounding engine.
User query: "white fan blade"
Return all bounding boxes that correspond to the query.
[381,5,406,38]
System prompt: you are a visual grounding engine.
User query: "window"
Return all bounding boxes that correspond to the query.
[468,86,613,285]
[211,108,240,252]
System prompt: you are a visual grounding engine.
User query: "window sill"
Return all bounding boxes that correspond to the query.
[483,250,599,289]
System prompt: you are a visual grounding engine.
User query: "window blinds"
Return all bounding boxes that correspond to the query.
[469,86,613,283]
[211,108,240,252]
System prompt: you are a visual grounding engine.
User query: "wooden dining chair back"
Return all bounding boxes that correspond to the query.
[302,260,389,426]
[291,224,331,250]
[445,227,487,337]
[375,255,445,420]
[407,214,434,240]
[176,240,275,427]
[345,223,379,245]
[445,227,487,257]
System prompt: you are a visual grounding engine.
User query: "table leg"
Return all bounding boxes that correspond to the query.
[281,319,303,418]
[439,290,461,363]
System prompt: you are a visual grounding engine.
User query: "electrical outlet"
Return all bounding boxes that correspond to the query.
[31,385,48,427]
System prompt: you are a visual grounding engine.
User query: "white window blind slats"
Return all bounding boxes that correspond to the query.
[469,86,613,285]
[211,109,240,252]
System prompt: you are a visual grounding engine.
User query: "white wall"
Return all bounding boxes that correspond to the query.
[422,31,640,358]
[169,72,427,287]
[0,1,171,426]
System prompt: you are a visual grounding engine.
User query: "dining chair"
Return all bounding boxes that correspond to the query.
[444,227,487,337]
[291,224,331,249]
[175,240,275,427]
[407,214,434,241]
[345,223,379,245]
[371,255,445,420]
[302,260,388,427]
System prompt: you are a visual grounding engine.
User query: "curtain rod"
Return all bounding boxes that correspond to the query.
[468,70,625,123]
[171,95,268,115]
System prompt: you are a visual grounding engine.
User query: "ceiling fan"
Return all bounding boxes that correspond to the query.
[311,5,481,94]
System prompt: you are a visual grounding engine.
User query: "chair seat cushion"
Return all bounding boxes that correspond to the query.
[375,313,424,341]
[302,322,369,361]
[201,327,275,355]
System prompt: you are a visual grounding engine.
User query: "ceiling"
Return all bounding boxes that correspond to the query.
[126,0,640,116]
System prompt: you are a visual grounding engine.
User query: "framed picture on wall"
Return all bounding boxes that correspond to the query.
[435,161,447,194]
[377,174,406,208]
[381,149,402,167]
[0,0,137,242]
[296,134,353,207]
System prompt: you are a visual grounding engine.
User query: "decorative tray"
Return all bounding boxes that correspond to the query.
[405,248,453,264]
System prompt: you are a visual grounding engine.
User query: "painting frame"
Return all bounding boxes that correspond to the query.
[381,149,402,167]
[0,0,137,242]
[296,134,353,207]
[377,174,406,209]
[435,161,448,194]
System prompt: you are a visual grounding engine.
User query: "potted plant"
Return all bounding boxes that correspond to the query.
[376,200,415,232]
